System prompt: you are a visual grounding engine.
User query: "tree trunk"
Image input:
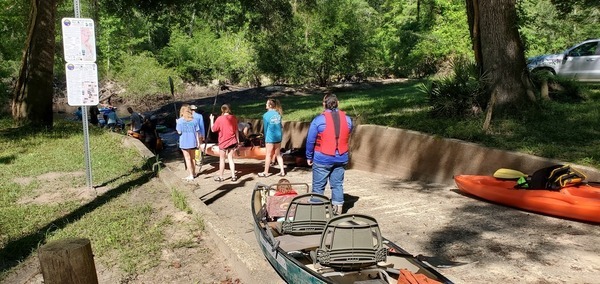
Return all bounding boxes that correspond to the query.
[11,0,57,128]
[466,0,535,113]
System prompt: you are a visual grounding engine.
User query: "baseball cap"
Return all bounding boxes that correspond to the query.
[190,105,197,110]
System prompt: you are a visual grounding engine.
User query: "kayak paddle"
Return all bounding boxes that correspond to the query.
[387,249,469,268]
[493,168,527,180]
[198,85,220,170]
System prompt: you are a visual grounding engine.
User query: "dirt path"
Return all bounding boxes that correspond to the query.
[162,146,600,284]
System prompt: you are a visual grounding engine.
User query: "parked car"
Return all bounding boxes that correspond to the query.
[527,39,600,82]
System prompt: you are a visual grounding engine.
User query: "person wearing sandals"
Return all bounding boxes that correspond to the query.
[176,104,202,181]
[209,104,239,182]
[305,93,353,215]
[258,99,285,178]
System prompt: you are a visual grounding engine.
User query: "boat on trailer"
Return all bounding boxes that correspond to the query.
[251,182,454,283]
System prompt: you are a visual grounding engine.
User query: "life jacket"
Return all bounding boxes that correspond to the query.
[315,110,349,156]
[516,164,586,190]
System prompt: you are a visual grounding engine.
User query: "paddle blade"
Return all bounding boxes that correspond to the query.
[493,168,527,180]
[416,254,470,268]
[387,250,469,268]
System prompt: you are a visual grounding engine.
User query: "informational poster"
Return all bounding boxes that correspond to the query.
[61,18,96,62]
[62,17,98,106]
[65,63,99,106]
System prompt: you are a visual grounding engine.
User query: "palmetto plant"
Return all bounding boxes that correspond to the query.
[421,57,488,118]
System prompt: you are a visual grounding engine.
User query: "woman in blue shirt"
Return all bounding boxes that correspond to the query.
[258,99,285,177]
[176,104,201,181]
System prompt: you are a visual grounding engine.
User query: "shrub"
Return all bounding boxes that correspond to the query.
[114,53,178,102]
[421,57,488,118]
[529,71,584,103]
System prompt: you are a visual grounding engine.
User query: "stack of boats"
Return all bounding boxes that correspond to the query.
[251,182,454,284]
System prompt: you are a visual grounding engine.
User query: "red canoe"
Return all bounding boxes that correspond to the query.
[454,175,600,223]
[198,143,266,160]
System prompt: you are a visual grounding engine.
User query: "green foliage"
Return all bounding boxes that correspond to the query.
[407,0,472,77]
[0,1,28,116]
[421,57,488,118]
[253,0,378,85]
[161,26,256,84]
[368,0,472,78]
[531,71,585,103]
[115,53,178,101]
[519,0,600,57]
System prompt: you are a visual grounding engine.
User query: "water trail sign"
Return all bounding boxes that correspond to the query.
[61,18,98,106]
[65,63,99,106]
[61,18,96,62]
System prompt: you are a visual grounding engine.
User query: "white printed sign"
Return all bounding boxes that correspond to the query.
[61,18,96,63]
[65,63,99,106]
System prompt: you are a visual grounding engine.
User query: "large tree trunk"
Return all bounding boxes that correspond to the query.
[466,0,535,112]
[12,0,57,128]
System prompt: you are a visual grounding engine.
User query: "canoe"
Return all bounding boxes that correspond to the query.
[251,182,454,284]
[454,175,600,223]
[199,143,267,160]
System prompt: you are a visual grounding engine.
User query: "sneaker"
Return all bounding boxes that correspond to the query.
[332,205,342,215]
[182,175,194,181]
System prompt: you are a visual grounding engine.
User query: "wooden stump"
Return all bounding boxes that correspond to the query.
[38,238,98,284]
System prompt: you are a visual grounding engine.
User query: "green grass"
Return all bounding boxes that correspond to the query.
[0,118,172,279]
[234,81,600,170]
[171,188,192,214]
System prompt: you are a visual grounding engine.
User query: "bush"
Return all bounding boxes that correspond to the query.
[529,71,584,103]
[161,27,257,85]
[421,57,488,118]
[114,53,178,102]
[0,57,19,116]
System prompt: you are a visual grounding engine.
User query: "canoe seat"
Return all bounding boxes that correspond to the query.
[313,214,387,271]
[281,193,332,236]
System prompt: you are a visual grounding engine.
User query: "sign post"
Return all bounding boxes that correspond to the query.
[62,1,98,190]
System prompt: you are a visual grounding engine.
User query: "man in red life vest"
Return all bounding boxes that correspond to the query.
[305,93,353,215]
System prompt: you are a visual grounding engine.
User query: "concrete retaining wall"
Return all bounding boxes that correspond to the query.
[245,119,600,185]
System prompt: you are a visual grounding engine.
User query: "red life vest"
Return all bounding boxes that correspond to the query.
[315,110,349,156]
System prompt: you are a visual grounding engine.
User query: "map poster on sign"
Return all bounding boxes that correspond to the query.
[65,63,99,106]
[61,18,96,62]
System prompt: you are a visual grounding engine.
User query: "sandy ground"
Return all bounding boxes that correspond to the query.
[162,148,600,284]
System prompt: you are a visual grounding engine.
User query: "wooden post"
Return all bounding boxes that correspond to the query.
[38,238,99,284]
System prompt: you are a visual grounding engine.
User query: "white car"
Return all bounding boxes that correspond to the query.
[527,39,600,82]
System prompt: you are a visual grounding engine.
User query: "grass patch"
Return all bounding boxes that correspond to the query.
[0,118,157,279]
[170,188,192,214]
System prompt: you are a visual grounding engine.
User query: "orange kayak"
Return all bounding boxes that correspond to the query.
[198,143,266,160]
[454,175,600,223]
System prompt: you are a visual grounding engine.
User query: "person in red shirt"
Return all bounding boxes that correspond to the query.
[209,104,239,182]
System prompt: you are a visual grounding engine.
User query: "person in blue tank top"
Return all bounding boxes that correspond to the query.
[258,99,285,177]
